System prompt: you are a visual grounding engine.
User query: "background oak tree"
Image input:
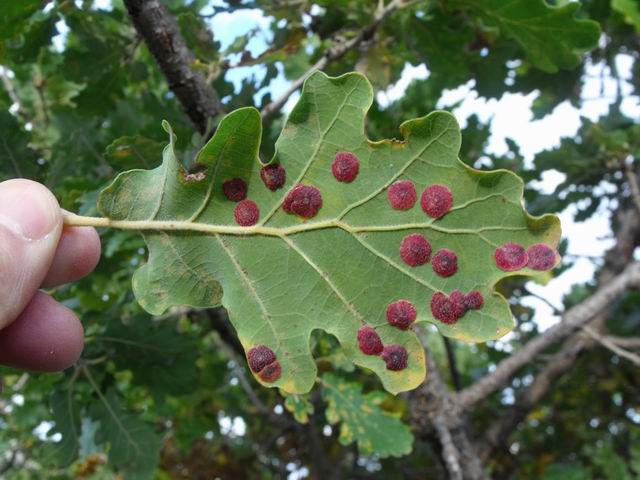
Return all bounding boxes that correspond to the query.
[0,1,639,479]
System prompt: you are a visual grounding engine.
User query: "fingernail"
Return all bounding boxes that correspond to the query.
[0,181,58,240]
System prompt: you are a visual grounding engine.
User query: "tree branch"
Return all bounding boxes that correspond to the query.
[410,330,488,480]
[477,323,600,461]
[443,337,462,391]
[582,325,640,367]
[260,0,410,120]
[457,260,640,410]
[604,336,640,349]
[122,0,224,134]
[432,415,463,480]
[476,206,640,460]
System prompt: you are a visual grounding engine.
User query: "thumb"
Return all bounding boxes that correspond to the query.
[0,179,62,330]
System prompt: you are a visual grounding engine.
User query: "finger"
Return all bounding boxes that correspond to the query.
[41,226,101,288]
[0,292,84,372]
[0,179,62,330]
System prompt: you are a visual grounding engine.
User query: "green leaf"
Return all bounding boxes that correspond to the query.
[612,0,640,33]
[542,463,592,480]
[0,110,44,182]
[321,373,413,457]
[100,319,200,399]
[98,71,560,394]
[104,136,166,171]
[45,391,82,467]
[282,393,314,424]
[590,442,634,480]
[0,0,42,43]
[90,389,161,479]
[450,0,601,72]
[177,12,220,63]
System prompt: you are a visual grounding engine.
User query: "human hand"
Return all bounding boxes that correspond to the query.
[0,179,101,372]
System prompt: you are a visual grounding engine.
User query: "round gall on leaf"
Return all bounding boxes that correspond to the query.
[421,184,453,219]
[527,244,558,271]
[260,164,286,191]
[495,242,528,272]
[258,361,281,382]
[282,184,323,218]
[387,180,417,210]
[432,249,458,277]
[381,344,408,371]
[247,345,276,373]
[386,300,417,330]
[430,292,466,324]
[234,199,260,226]
[400,234,432,267]
[449,290,467,315]
[222,178,248,202]
[357,326,383,355]
[332,151,360,183]
[463,290,484,310]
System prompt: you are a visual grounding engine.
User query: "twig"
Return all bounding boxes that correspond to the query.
[122,0,224,133]
[260,0,410,120]
[457,261,640,410]
[0,448,17,476]
[212,336,273,419]
[442,337,462,391]
[432,417,463,480]
[604,336,640,349]
[522,287,564,316]
[582,326,640,367]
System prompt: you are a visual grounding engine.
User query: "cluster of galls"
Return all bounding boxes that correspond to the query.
[247,345,281,382]
[390,182,459,278]
[222,163,287,227]
[495,242,558,272]
[430,290,484,324]
[388,181,453,218]
[355,299,419,371]
[223,150,364,225]
[399,234,459,277]
[357,326,409,371]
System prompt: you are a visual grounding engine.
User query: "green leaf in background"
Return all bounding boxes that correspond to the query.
[283,393,314,424]
[100,319,200,399]
[45,391,82,467]
[0,0,42,44]
[450,0,601,72]
[542,463,592,480]
[612,0,640,32]
[89,389,161,479]
[104,135,165,171]
[321,373,413,458]
[0,110,44,181]
[97,71,560,394]
[177,12,220,63]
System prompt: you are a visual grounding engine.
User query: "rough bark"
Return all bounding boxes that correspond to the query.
[122,0,224,133]
[410,336,488,480]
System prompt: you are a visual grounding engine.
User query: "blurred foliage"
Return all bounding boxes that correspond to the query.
[0,0,638,478]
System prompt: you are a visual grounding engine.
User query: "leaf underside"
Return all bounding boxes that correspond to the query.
[98,71,561,394]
